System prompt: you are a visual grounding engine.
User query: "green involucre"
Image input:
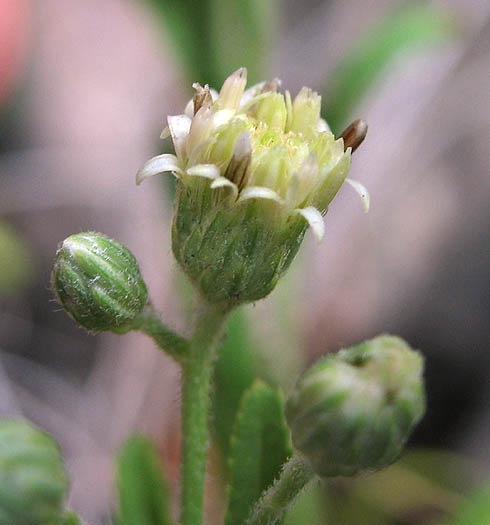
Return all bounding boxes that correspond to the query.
[0,420,69,525]
[286,335,426,478]
[172,184,306,310]
[52,232,148,333]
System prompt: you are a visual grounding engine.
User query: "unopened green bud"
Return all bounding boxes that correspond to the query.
[137,68,370,310]
[0,420,69,525]
[285,335,425,478]
[52,232,148,333]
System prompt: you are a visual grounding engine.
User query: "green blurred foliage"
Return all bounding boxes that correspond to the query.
[323,3,453,133]
[212,309,257,461]
[318,450,473,525]
[0,221,34,296]
[63,511,83,525]
[225,380,292,525]
[116,436,172,525]
[144,0,276,86]
[441,482,490,525]
[208,0,277,85]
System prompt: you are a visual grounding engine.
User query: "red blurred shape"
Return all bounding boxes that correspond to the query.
[0,0,30,105]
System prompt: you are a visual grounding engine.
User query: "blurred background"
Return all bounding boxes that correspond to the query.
[0,0,489,523]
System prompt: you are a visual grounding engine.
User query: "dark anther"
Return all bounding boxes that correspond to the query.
[192,83,213,115]
[224,132,252,190]
[261,78,281,93]
[340,119,368,153]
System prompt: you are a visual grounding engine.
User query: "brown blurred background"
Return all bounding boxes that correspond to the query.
[0,0,489,523]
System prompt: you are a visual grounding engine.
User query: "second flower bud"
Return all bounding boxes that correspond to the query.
[52,232,148,333]
[286,335,425,478]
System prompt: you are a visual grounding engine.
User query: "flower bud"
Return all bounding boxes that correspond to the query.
[0,420,69,525]
[52,232,148,333]
[137,68,370,310]
[285,335,425,478]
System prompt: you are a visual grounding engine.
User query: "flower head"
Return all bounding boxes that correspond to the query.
[137,68,368,241]
[136,69,368,308]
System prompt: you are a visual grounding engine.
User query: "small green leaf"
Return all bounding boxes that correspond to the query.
[225,380,292,525]
[212,309,257,462]
[145,0,278,88]
[323,3,453,133]
[443,482,490,525]
[116,435,172,525]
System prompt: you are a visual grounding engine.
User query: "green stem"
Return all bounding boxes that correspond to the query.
[180,302,229,525]
[246,455,315,525]
[137,305,189,362]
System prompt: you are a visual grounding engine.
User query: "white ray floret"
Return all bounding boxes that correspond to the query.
[296,206,325,242]
[346,178,370,213]
[167,115,192,159]
[237,186,284,204]
[186,164,221,179]
[136,154,183,185]
[210,177,239,199]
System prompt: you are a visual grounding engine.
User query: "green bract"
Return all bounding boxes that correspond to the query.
[137,68,368,309]
[0,420,69,525]
[285,335,425,478]
[52,232,148,333]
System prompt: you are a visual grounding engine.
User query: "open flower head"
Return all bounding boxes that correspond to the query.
[137,68,368,308]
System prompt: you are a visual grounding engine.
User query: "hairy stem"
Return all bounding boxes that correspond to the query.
[246,455,315,525]
[180,302,229,525]
[137,305,189,362]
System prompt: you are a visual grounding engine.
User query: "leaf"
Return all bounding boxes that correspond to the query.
[341,456,465,524]
[209,0,278,85]
[323,3,453,133]
[401,449,474,492]
[116,435,172,525]
[442,482,490,525]
[225,380,292,525]
[144,0,278,88]
[212,309,257,463]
